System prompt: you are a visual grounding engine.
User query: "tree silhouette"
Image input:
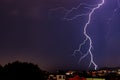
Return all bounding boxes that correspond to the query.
[0,65,3,78]
[2,61,46,80]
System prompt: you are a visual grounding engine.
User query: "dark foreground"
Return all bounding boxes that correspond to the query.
[0,61,120,80]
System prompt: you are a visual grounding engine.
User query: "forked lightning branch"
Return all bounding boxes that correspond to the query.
[64,0,104,70]
[51,0,120,70]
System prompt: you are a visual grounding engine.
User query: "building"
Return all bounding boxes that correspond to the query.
[67,75,86,80]
[67,75,105,80]
[56,75,66,80]
[48,74,66,80]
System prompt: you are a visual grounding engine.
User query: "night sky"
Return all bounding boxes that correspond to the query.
[0,0,120,71]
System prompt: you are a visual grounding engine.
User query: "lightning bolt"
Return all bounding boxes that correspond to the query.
[117,0,120,8]
[107,0,120,24]
[50,0,105,70]
[64,0,105,70]
[81,0,104,70]
[107,0,120,39]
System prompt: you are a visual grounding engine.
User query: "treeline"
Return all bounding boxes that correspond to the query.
[0,61,47,80]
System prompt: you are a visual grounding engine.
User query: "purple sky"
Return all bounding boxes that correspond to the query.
[0,0,120,71]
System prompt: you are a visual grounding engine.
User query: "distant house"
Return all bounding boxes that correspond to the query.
[48,71,106,80]
[67,75,105,80]
[48,74,66,80]
[67,75,86,80]
[56,75,66,80]
[48,74,56,80]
